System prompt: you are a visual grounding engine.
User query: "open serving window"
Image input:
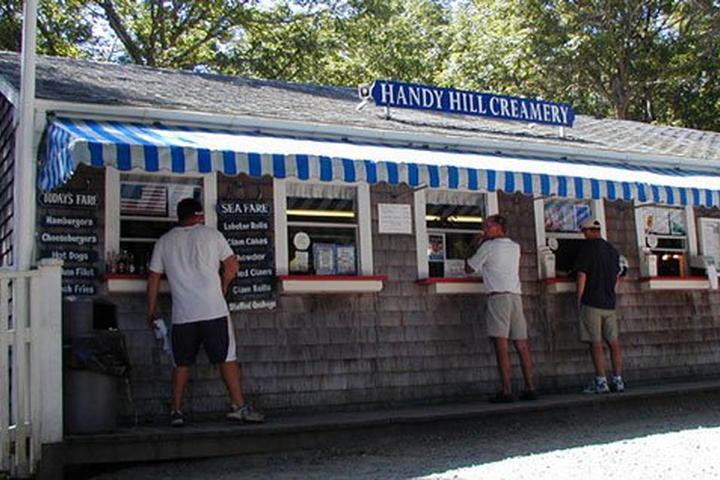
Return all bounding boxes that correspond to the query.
[416,190,495,294]
[104,169,215,292]
[635,204,707,289]
[115,174,202,274]
[534,197,605,292]
[274,180,382,293]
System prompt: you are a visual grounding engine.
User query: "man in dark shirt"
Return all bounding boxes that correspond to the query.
[574,218,624,394]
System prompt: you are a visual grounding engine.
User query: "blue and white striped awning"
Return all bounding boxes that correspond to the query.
[40,117,720,207]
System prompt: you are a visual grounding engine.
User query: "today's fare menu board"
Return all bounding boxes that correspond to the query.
[217,200,276,311]
[37,190,101,296]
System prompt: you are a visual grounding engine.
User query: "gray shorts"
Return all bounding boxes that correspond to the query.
[579,306,618,343]
[486,293,527,340]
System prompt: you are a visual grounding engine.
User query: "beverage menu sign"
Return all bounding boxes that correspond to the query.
[38,190,101,296]
[217,200,276,310]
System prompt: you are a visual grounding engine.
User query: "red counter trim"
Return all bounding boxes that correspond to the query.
[416,278,483,285]
[278,275,387,281]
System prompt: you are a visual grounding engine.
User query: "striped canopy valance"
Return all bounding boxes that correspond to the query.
[40,117,720,207]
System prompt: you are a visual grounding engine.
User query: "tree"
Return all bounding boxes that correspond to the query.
[218,0,452,86]
[442,0,683,121]
[92,0,257,69]
[0,0,92,57]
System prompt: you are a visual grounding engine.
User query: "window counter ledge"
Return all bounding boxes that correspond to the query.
[278,275,386,294]
[542,278,577,294]
[639,276,710,291]
[417,278,485,294]
[103,274,170,293]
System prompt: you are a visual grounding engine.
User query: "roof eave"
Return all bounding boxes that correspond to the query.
[36,98,720,172]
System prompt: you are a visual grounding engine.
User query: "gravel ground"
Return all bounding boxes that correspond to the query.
[94,392,720,480]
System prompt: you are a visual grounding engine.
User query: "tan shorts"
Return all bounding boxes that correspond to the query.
[486,293,527,340]
[579,305,618,343]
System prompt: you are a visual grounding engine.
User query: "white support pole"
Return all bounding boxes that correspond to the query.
[357,183,373,275]
[414,188,428,279]
[30,259,63,451]
[14,0,39,270]
[273,179,288,275]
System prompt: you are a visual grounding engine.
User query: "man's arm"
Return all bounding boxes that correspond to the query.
[465,243,487,275]
[576,272,587,311]
[221,254,239,295]
[146,271,162,328]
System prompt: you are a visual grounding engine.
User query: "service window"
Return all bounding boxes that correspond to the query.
[281,182,372,276]
[542,198,593,277]
[426,201,485,278]
[111,173,203,274]
[636,205,691,276]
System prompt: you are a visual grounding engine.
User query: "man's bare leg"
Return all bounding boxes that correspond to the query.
[493,337,512,395]
[172,366,190,412]
[514,339,535,391]
[220,361,245,407]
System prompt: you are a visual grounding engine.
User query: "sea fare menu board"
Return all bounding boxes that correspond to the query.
[38,190,101,296]
[217,200,276,310]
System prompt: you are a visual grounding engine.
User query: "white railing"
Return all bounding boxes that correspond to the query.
[0,259,63,478]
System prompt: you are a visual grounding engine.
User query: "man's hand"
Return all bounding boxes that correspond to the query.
[147,311,157,330]
[464,259,475,274]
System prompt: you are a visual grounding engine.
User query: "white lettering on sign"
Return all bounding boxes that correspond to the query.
[41,192,98,207]
[40,232,98,246]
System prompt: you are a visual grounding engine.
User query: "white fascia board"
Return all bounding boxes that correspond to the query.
[34,99,720,171]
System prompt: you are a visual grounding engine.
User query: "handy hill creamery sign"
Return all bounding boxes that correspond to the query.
[368,80,574,128]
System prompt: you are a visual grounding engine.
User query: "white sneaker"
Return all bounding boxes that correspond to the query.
[611,376,625,393]
[227,403,265,423]
[583,377,610,394]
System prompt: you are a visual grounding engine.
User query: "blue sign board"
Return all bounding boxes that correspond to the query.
[370,80,575,127]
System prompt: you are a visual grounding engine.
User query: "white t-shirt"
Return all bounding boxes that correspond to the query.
[149,224,234,324]
[466,237,522,294]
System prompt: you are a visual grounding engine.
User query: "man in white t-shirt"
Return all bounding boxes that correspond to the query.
[465,214,537,403]
[147,198,264,426]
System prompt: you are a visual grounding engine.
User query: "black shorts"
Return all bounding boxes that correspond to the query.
[171,316,237,366]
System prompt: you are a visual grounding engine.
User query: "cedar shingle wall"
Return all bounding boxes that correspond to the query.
[0,95,14,266]
[114,184,720,421]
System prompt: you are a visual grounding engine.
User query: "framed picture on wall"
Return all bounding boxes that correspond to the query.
[428,233,446,262]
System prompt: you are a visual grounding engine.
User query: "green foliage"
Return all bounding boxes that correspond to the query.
[0,0,92,56]
[7,0,720,130]
[92,0,257,68]
[219,0,452,85]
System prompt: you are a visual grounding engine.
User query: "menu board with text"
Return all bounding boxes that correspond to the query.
[217,200,276,311]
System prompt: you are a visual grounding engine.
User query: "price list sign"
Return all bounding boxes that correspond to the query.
[217,200,276,311]
[37,190,101,296]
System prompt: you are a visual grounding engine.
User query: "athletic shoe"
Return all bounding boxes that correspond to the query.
[582,377,610,394]
[610,376,625,393]
[170,410,184,427]
[227,403,265,423]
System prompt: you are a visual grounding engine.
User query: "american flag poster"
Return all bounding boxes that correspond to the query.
[120,183,168,216]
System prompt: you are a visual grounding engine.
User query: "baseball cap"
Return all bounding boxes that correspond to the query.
[580,218,602,230]
[177,198,204,221]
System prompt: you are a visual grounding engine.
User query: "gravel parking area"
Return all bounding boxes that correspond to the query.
[94,391,720,480]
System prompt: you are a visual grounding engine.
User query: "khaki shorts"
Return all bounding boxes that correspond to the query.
[486,293,527,340]
[579,306,618,343]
